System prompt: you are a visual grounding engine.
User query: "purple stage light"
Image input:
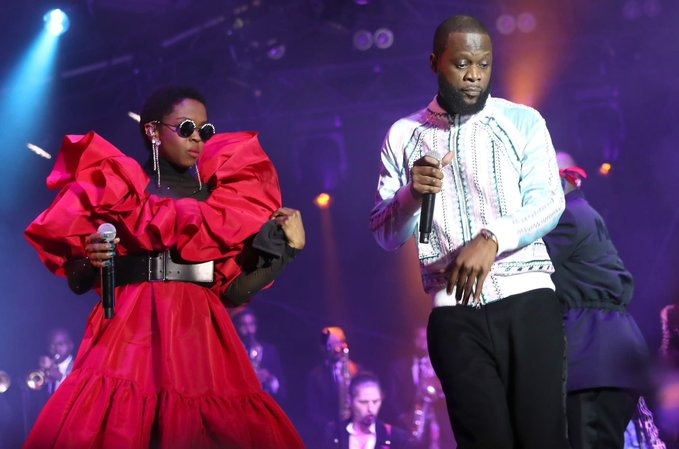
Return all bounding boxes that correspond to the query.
[353,30,373,51]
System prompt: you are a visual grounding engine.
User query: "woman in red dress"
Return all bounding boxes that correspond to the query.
[24,85,306,449]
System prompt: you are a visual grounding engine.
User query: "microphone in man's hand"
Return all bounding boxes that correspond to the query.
[97,223,116,319]
[419,193,435,244]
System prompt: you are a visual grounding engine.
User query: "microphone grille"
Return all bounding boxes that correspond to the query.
[97,223,117,241]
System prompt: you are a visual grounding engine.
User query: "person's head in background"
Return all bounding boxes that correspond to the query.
[556,151,588,195]
[47,328,74,363]
[412,325,428,358]
[349,372,384,430]
[232,307,258,347]
[321,326,348,363]
[139,85,215,171]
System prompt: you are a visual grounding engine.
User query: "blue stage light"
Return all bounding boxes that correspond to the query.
[43,9,70,36]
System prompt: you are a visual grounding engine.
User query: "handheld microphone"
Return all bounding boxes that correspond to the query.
[419,193,435,244]
[97,223,116,319]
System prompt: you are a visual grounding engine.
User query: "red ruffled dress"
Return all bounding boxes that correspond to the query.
[24,132,305,449]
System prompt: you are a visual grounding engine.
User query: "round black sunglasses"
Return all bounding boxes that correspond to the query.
[157,119,216,142]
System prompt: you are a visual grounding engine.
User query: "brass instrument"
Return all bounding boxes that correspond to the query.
[411,357,444,443]
[247,342,263,371]
[25,355,54,391]
[338,345,352,421]
[0,370,11,393]
[633,397,667,449]
[26,370,46,390]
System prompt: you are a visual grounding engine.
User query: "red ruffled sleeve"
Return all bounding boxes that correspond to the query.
[174,131,282,294]
[25,131,282,296]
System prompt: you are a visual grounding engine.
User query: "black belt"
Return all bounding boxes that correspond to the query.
[115,251,215,286]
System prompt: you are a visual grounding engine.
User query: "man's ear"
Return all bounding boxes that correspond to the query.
[430,53,438,74]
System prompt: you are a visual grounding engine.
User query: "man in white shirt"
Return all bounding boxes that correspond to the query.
[43,328,75,394]
[24,328,75,438]
[370,14,568,449]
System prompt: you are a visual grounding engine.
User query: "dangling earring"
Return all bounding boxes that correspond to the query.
[194,162,202,192]
[152,138,161,188]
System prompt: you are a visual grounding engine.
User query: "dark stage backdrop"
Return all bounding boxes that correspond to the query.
[1,0,678,445]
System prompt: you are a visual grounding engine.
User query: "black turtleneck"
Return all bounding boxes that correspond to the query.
[144,157,209,200]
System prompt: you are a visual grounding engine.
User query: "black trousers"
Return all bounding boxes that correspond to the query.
[427,288,569,449]
[567,388,638,449]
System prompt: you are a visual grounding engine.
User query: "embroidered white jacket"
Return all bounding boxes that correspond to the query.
[370,96,565,305]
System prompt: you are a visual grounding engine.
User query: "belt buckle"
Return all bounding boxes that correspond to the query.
[162,251,168,281]
[147,252,166,282]
[146,251,214,284]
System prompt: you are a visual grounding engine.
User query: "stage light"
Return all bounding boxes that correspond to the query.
[1,5,61,208]
[43,9,70,37]
[266,43,286,60]
[353,30,373,51]
[314,193,332,209]
[599,162,612,176]
[26,143,52,160]
[516,13,537,33]
[127,111,141,123]
[496,14,516,35]
[373,28,394,49]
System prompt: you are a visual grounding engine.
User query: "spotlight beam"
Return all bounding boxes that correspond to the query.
[0,16,61,208]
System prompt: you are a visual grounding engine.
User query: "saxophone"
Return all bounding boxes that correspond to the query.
[410,357,443,444]
[338,345,352,421]
[247,342,263,371]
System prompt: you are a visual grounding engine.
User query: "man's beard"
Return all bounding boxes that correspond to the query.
[437,73,491,116]
[358,415,376,428]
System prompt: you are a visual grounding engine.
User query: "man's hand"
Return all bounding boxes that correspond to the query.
[447,234,498,305]
[44,364,63,383]
[410,153,455,198]
[272,207,305,250]
[256,368,273,385]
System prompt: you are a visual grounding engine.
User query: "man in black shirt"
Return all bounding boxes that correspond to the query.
[543,151,650,449]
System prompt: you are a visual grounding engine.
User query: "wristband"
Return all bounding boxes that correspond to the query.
[479,228,498,254]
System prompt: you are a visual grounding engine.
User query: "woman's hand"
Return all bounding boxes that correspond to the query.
[271,208,305,250]
[84,232,119,268]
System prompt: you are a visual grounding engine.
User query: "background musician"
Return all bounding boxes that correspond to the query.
[23,328,75,438]
[42,328,75,395]
[231,307,286,403]
[323,371,413,449]
[305,326,360,448]
[385,326,455,449]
